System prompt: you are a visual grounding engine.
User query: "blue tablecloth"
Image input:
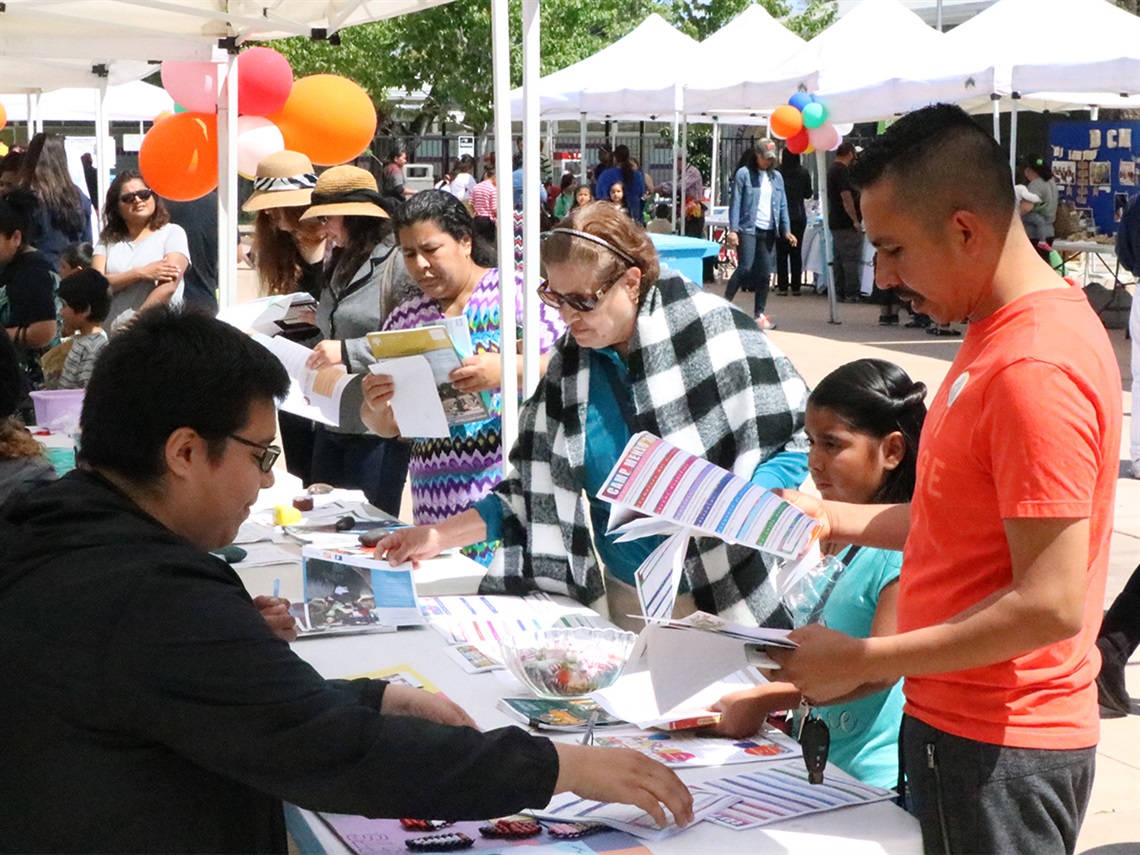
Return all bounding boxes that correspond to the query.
[649,233,721,287]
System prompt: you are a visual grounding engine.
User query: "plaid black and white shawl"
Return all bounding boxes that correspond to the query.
[479,273,809,626]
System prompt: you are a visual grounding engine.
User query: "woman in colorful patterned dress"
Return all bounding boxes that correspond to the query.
[360,190,565,565]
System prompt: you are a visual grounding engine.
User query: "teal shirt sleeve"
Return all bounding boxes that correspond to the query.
[751,449,808,491]
[472,493,505,543]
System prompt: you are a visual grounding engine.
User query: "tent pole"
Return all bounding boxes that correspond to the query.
[216,46,239,310]
[1008,93,1020,176]
[544,118,554,184]
[491,0,519,453]
[579,112,587,185]
[710,118,720,208]
[94,82,110,214]
[521,0,541,399]
[815,148,839,325]
[680,118,688,234]
[670,113,679,229]
[991,94,1000,143]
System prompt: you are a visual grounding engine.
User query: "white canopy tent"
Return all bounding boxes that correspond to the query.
[682,4,807,118]
[0,81,174,124]
[508,14,700,121]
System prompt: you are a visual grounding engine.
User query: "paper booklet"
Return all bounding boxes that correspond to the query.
[497,696,626,731]
[289,546,425,637]
[597,432,824,622]
[219,293,318,337]
[366,323,490,438]
[251,332,353,427]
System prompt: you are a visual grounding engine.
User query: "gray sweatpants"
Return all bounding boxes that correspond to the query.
[901,715,1095,855]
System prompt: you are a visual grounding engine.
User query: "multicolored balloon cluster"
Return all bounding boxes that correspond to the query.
[140,48,377,201]
[767,93,853,156]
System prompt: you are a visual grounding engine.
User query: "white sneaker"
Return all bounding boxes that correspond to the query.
[755,313,776,330]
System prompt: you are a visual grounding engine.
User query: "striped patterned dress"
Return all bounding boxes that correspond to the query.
[383,268,565,565]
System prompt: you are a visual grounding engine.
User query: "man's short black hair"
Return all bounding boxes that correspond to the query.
[78,307,289,485]
[58,269,112,323]
[849,103,1014,231]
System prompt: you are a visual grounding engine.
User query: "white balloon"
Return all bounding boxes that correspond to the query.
[237,116,285,179]
[830,134,844,152]
[833,122,854,136]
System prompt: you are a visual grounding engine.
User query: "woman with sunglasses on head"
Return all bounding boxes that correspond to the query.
[374,201,810,628]
[296,165,418,515]
[93,171,189,333]
[360,190,565,566]
[242,151,327,486]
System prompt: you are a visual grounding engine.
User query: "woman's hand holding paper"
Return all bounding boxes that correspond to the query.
[306,339,343,370]
[376,525,445,568]
[553,744,694,830]
[449,353,501,394]
[360,372,400,437]
[380,684,478,729]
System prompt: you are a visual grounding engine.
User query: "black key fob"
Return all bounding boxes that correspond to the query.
[800,715,830,784]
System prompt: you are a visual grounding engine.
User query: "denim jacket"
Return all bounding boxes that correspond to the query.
[728,165,791,236]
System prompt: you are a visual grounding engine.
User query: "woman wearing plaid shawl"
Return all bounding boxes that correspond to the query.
[372,203,810,628]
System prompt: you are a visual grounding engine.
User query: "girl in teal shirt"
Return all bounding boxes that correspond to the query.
[711,359,927,789]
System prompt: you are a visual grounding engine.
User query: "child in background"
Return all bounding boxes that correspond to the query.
[570,184,593,211]
[57,269,111,390]
[59,242,94,279]
[608,181,631,217]
[710,359,927,789]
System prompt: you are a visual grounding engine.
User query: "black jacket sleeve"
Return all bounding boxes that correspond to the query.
[104,561,560,820]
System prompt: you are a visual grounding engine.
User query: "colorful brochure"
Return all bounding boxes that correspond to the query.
[290,546,425,637]
[588,728,800,768]
[497,697,625,731]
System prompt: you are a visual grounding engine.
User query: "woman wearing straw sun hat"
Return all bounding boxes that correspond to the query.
[242,151,328,486]
[296,164,417,514]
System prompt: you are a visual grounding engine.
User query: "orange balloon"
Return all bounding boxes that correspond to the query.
[0,102,7,132]
[267,74,376,166]
[769,105,804,140]
[138,112,218,201]
[152,111,174,124]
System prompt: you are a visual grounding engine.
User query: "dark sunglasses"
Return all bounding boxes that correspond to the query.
[119,188,154,205]
[537,271,625,313]
[228,434,282,473]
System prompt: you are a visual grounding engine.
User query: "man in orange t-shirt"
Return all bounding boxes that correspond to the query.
[770,105,1121,854]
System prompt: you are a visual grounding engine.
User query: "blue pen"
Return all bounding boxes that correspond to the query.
[273,578,281,599]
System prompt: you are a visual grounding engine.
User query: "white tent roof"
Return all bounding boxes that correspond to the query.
[946,0,1140,98]
[0,0,454,93]
[682,4,806,116]
[1,81,174,123]
[509,14,699,120]
[808,0,995,123]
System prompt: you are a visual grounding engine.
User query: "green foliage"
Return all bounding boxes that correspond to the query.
[270,0,838,140]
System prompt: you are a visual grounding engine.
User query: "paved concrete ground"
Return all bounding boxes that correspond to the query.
[733,283,1139,855]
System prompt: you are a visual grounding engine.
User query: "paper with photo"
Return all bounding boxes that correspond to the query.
[368,356,449,438]
[252,333,351,426]
[589,729,800,768]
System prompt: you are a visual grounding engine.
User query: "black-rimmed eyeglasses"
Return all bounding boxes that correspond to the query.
[228,434,282,473]
[119,188,154,205]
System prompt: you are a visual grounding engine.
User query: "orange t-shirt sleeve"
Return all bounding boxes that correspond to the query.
[977,359,1101,520]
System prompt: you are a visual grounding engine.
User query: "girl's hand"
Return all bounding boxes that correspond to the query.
[708,689,772,739]
[306,340,343,370]
[773,488,833,548]
[449,353,501,393]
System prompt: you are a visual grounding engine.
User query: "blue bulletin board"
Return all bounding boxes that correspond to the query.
[1048,120,1139,237]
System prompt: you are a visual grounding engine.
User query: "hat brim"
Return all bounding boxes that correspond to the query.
[300,201,389,220]
[242,187,313,213]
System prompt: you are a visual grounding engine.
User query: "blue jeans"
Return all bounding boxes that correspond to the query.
[310,428,410,516]
[725,229,778,315]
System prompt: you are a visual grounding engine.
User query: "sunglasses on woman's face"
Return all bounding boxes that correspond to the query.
[119,188,154,205]
[537,270,625,313]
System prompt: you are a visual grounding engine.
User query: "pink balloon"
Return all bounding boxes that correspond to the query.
[236,116,285,179]
[808,123,840,152]
[237,47,293,116]
[160,61,219,114]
